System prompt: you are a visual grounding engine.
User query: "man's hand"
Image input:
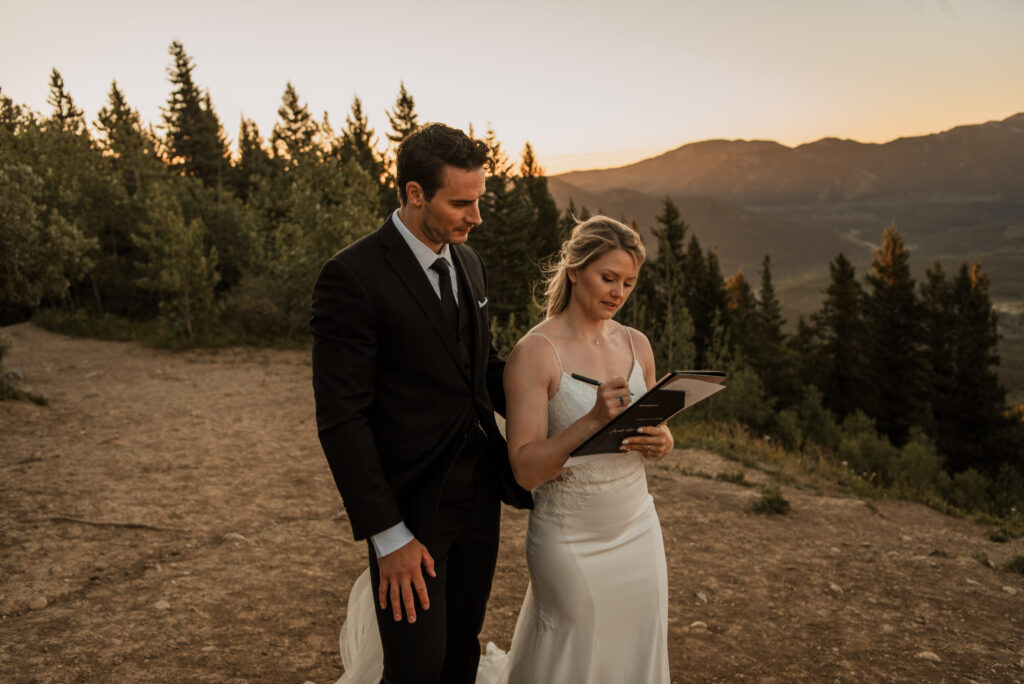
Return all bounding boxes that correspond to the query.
[377,537,435,623]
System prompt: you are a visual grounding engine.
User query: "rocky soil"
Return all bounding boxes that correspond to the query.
[2,323,1023,683]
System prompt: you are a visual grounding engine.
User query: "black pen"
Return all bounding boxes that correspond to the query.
[570,372,635,396]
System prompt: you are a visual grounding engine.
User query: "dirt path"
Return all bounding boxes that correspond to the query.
[1,323,1022,683]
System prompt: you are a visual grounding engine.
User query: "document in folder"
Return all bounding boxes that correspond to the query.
[565,370,726,466]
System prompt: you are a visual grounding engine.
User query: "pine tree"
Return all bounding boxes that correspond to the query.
[271,82,319,165]
[476,131,537,326]
[812,253,867,419]
[864,223,925,446]
[0,87,25,133]
[337,95,388,215]
[46,69,85,135]
[92,81,169,315]
[386,81,418,145]
[724,268,757,363]
[942,263,1011,474]
[38,72,126,313]
[513,142,561,267]
[920,261,956,450]
[648,198,694,371]
[235,117,276,202]
[96,80,163,196]
[163,41,231,191]
[750,254,800,407]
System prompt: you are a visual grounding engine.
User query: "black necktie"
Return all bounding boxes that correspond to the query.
[431,258,458,333]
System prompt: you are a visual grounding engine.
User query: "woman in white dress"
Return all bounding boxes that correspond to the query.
[499,215,672,683]
[333,216,671,683]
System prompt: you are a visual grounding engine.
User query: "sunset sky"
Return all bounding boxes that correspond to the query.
[2,0,1022,174]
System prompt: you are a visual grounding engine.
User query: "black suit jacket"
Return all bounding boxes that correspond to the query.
[311,217,531,541]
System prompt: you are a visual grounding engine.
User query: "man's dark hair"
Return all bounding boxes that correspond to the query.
[395,123,489,204]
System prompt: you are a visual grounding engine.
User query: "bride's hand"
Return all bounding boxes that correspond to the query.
[589,375,631,424]
[619,424,673,461]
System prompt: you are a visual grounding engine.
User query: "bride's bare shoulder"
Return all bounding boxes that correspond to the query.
[622,324,655,361]
[507,326,562,379]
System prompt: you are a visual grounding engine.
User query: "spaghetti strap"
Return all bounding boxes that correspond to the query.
[624,325,637,362]
[528,332,564,372]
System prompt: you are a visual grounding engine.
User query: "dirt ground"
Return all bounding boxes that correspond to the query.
[1,322,1023,683]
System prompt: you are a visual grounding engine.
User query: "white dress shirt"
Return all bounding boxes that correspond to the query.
[370,210,461,558]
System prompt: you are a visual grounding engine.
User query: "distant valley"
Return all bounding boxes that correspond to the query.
[548,113,1024,397]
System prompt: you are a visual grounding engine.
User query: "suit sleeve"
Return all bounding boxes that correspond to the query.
[310,257,404,540]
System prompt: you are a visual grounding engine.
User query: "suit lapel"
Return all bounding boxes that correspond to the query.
[451,245,485,384]
[379,220,471,383]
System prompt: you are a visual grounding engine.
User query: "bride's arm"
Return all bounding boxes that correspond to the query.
[504,335,629,491]
[621,327,674,461]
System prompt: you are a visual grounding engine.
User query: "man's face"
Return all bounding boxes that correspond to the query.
[413,165,486,252]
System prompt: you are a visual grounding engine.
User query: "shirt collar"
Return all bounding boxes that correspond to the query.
[392,209,453,273]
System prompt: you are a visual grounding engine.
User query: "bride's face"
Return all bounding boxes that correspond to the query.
[570,248,639,319]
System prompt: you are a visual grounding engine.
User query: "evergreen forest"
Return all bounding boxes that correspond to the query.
[2,43,1022,524]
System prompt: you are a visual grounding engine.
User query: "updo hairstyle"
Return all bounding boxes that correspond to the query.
[541,215,646,318]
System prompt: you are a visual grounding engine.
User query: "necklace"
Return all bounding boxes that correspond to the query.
[562,316,607,345]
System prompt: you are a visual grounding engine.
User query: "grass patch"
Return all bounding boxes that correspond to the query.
[972,552,994,569]
[31,308,309,351]
[715,469,752,487]
[670,419,872,497]
[0,336,48,406]
[1001,555,1024,575]
[753,483,791,515]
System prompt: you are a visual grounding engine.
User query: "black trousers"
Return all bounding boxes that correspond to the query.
[368,438,501,684]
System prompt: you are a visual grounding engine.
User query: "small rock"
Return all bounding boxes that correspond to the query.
[28,596,48,611]
[154,600,171,611]
[829,547,841,555]
[1002,586,1018,596]
[829,582,843,594]
[222,533,252,543]
[966,579,981,586]
[860,542,871,548]
[202,645,216,652]
[688,621,708,633]
[49,565,62,576]
[695,591,708,604]
[916,650,941,663]
[7,369,25,380]
[900,535,912,542]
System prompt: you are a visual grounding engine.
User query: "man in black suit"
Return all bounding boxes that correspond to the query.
[311,123,531,683]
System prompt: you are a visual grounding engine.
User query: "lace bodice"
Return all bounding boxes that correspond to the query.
[529,333,650,523]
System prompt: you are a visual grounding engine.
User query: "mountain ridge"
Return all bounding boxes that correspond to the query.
[554,113,1024,205]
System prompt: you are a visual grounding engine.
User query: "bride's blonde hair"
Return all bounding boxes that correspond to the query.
[541,215,646,318]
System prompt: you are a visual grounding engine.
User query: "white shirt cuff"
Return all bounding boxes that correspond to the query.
[371,521,415,558]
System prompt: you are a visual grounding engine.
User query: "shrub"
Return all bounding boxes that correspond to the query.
[795,386,841,452]
[947,468,993,513]
[1001,555,1024,574]
[753,482,790,514]
[892,428,945,499]
[838,411,899,486]
[715,469,749,486]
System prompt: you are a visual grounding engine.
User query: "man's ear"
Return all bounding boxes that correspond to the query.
[406,181,425,207]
